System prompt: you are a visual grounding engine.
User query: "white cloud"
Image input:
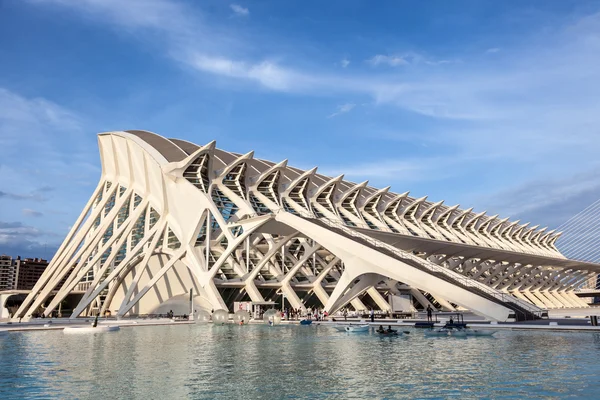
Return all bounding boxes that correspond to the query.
[485,47,500,53]
[25,1,600,220]
[323,159,428,182]
[424,59,455,65]
[28,1,600,125]
[327,103,355,118]
[0,221,60,258]
[476,167,600,229]
[0,87,99,257]
[22,209,44,217]
[0,188,49,202]
[230,4,249,16]
[0,88,81,135]
[0,88,89,176]
[366,52,457,67]
[188,54,310,91]
[367,54,408,67]
[33,0,311,92]
[340,58,350,68]
[33,0,196,34]
[0,222,42,239]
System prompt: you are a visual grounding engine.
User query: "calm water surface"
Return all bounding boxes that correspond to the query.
[1,324,599,399]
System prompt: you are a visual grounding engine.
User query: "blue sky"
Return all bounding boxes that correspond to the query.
[1,0,600,258]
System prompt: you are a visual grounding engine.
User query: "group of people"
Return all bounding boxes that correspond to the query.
[281,308,301,320]
[376,325,397,334]
[305,307,328,321]
[281,307,328,321]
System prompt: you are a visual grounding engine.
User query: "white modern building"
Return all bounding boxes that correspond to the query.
[11,130,599,321]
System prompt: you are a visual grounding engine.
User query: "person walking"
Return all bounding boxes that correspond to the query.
[426,305,433,322]
[370,308,375,323]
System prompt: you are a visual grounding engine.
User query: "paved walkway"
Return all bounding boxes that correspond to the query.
[2,316,599,333]
[313,318,600,331]
[0,318,194,332]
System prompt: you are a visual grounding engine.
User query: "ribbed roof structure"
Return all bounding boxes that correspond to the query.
[12,130,597,321]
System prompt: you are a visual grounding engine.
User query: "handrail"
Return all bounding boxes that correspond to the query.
[260,208,543,316]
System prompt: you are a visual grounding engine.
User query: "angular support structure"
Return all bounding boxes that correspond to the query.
[12,130,599,322]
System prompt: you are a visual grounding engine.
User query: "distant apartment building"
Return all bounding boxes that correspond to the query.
[0,255,18,290]
[0,255,50,291]
[15,257,50,290]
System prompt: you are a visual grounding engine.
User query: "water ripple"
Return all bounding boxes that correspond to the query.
[1,325,599,399]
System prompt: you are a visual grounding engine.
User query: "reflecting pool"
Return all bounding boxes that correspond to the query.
[1,324,600,399]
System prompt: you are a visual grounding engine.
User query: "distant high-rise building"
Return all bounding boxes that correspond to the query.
[15,257,49,290]
[0,255,51,292]
[0,255,18,290]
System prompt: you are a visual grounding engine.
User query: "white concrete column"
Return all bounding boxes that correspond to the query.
[410,288,436,310]
[554,291,578,307]
[521,290,546,308]
[566,291,589,308]
[366,287,392,311]
[325,272,381,314]
[544,291,569,308]
[280,283,306,312]
[350,298,368,312]
[536,291,560,308]
[431,294,456,312]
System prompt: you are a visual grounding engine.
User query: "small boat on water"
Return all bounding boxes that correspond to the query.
[377,330,401,336]
[64,325,120,334]
[345,325,369,333]
[332,325,348,332]
[300,319,313,325]
[335,324,369,333]
[333,324,369,333]
[448,329,467,337]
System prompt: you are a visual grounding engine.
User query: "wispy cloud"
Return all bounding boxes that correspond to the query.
[187,56,307,91]
[0,190,47,202]
[230,4,249,16]
[340,58,350,68]
[328,103,355,118]
[22,1,600,228]
[0,86,97,257]
[321,150,491,186]
[367,54,408,67]
[0,221,42,239]
[485,47,500,53]
[477,167,600,229]
[323,159,427,182]
[0,87,91,174]
[0,88,81,141]
[27,1,600,125]
[22,209,44,217]
[366,52,456,67]
[424,59,455,65]
[0,221,58,258]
